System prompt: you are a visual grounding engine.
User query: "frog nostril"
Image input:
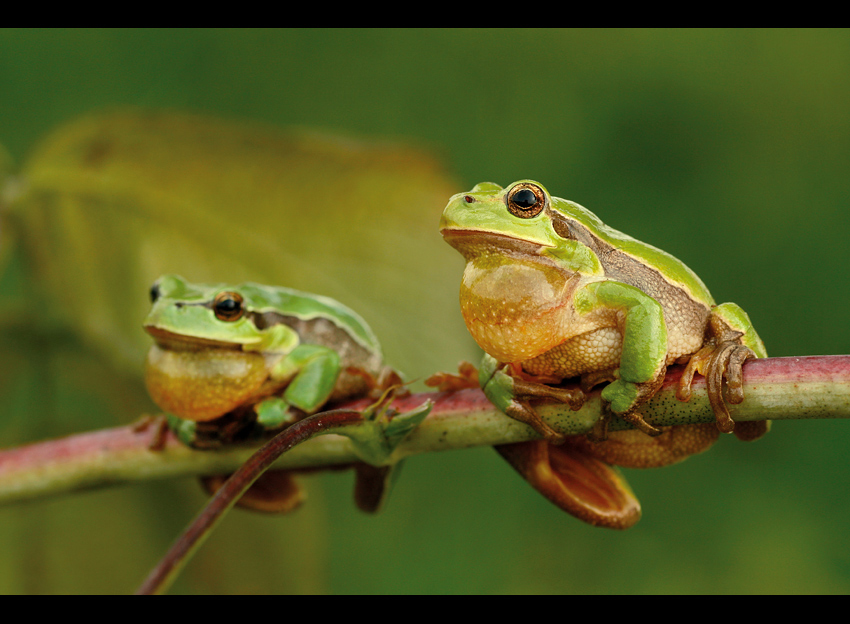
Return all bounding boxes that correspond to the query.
[464,195,475,203]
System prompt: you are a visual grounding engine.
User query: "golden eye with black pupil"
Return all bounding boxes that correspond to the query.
[506,183,546,218]
[213,291,245,322]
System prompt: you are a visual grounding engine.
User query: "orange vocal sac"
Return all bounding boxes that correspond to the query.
[459,255,572,363]
[145,345,270,421]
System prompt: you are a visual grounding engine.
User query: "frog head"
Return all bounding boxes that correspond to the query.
[144,274,297,353]
[143,275,299,422]
[439,180,603,276]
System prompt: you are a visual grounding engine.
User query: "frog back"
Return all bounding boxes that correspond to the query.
[549,200,714,359]
[242,284,386,396]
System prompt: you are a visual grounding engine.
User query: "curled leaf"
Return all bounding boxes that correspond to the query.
[496,440,641,530]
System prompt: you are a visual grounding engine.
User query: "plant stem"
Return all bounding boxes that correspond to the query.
[135,408,364,595]
[0,356,848,507]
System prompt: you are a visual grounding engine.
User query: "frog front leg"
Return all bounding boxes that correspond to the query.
[577,280,669,438]
[479,354,585,445]
[677,302,769,439]
[257,344,342,429]
[480,280,669,442]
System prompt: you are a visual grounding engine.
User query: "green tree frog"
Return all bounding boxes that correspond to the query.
[437,181,768,528]
[143,274,401,512]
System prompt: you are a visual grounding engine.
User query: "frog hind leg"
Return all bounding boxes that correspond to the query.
[495,440,641,529]
[676,303,769,440]
[347,364,411,399]
[565,423,720,468]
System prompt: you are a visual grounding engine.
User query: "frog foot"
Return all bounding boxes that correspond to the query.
[424,361,480,392]
[588,406,663,442]
[591,371,667,440]
[676,314,757,435]
[346,365,411,399]
[131,414,171,451]
[506,377,586,445]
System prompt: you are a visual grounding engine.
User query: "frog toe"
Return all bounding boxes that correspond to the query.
[724,344,755,404]
[705,342,756,434]
[589,406,662,441]
[505,400,567,445]
[620,410,663,437]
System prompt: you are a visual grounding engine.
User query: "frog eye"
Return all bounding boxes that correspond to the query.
[506,183,547,219]
[149,282,161,303]
[213,291,245,322]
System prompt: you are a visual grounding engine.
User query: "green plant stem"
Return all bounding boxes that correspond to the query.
[1,356,849,507]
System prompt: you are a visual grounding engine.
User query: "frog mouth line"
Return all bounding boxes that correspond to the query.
[440,228,553,254]
[144,326,248,351]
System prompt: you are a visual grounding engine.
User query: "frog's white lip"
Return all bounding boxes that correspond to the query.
[144,325,249,350]
[440,227,553,251]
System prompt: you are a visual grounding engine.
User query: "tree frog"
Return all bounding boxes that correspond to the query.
[143,274,401,512]
[437,181,768,527]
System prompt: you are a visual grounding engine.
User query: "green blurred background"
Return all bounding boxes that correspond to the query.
[1,28,849,594]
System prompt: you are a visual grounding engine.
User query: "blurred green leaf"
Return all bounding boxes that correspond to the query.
[6,110,463,380]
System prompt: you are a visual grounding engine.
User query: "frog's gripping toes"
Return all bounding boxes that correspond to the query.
[677,303,769,437]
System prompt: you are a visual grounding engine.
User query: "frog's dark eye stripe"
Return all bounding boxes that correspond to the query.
[213,291,245,322]
[506,183,547,219]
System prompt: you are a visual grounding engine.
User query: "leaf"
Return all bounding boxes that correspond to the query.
[6,110,463,380]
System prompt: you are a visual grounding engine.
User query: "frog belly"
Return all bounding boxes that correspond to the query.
[521,326,623,380]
